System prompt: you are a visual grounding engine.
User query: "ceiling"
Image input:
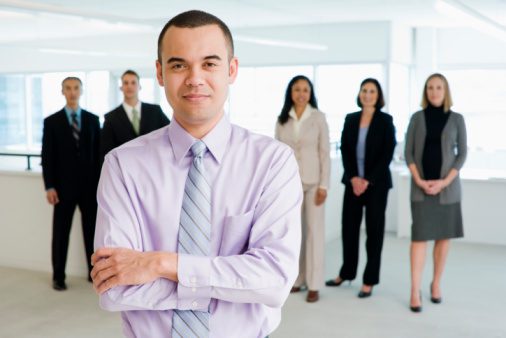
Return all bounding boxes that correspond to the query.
[0,0,504,42]
[0,0,504,72]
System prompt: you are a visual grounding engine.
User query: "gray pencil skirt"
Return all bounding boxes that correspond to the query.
[411,195,464,241]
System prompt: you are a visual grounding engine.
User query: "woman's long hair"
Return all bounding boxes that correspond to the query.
[278,75,318,125]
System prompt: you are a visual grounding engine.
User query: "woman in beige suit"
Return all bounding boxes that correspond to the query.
[275,75,330,303]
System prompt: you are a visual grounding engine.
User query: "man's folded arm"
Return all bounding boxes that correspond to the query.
[94,154,178,312]
[177,148,303,309]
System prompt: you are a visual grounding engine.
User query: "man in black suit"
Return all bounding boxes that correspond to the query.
[41,77,100,291]
[100,69,170,161]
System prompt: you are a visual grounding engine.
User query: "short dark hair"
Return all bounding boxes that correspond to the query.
[121,69,140,81]
[356,78,385,109]
[278,75,318,125]
[157,10,234,62]
[61,76,82,87]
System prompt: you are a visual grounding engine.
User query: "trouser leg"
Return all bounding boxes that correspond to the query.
[78,191,97,276]
[363,188,389,285]
[339,186,363,281]
[304,185,325,290]
[52,198,76,282]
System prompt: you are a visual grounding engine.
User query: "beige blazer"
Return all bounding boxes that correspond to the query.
[275,108,330,187]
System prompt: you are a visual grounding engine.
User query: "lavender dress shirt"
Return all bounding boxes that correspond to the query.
[94,115,302,338]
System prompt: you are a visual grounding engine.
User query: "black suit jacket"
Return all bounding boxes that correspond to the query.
[340,110,396,189]
[100,102,170,160]
[41,109,101,198]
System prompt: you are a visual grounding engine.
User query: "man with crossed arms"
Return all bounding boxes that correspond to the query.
[91,10,302,337]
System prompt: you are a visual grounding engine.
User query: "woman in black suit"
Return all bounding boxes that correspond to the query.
[326,78,396,297]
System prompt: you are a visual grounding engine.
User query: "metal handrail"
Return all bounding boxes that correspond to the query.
[0,152,40,171]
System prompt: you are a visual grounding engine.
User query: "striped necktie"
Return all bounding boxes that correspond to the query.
[70,112,80,147]
[172,140,211,338]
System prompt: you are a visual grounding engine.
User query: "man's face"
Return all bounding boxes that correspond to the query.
[156,24,238,133]
[61,79,82,106]
[120,74,140,101]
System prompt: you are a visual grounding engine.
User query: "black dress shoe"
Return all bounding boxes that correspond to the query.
[52,280,67,291]
[325,278,345,287]
[430,283,442,304]
[358,286,373,298]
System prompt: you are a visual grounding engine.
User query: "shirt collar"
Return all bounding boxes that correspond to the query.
[122,101,141,114]
[64,106,81,117]
[168,114,231,165]
[64,106,81,124]
[288,104,312,122]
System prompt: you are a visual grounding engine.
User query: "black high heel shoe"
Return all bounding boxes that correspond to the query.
[358,285,373,298]
[430,282,442,304]
[410,292,422,313]
[325,277,345,287]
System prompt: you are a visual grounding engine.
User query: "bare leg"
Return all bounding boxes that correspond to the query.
[410,241,427,307]
[432,239,450,299]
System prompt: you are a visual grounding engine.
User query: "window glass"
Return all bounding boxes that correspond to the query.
[229,65,313,137]
[0,75,26,150]
[316,64,384,143]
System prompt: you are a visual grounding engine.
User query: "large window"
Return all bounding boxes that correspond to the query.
[0,71,110,151]
[444,68,506,173]
[444,69,506,151]
[0,75,26,150]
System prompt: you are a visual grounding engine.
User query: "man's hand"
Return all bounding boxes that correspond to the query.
[90,247,178,294]
[314,188,327,206]
[46,189,59,205]
[351,177,369,196]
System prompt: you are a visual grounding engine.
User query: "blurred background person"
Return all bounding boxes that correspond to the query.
[41,77,100,291]
[326,78,396,298]
[275,75,330,303]
[100,69,170,162]
[404,73,467,312]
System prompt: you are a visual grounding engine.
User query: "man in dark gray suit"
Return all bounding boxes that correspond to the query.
[41,76,100,291]
[100,70,170,162]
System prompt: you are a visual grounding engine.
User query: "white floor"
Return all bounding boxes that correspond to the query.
[1,234,505,338]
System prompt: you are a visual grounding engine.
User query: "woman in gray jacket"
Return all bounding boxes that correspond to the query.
[404,73,467,312]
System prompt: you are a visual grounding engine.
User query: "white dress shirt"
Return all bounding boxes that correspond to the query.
[122,101,142,124]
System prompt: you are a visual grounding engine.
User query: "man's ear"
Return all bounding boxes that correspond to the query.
[228,57,239,84]
[156,60,164,86]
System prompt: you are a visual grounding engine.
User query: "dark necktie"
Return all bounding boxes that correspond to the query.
[71,112,80,148]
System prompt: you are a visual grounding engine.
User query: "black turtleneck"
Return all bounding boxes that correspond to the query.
[422,104,450,180]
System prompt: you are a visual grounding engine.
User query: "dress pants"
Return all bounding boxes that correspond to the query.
[339,185,389,285]
[294,184,325,290]
[52,189,96,282]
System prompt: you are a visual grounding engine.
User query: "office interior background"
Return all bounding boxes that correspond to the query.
[0,0,505,337]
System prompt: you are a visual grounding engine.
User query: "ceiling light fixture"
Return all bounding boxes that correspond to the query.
[235,34,328,51]
[435,0,506,42]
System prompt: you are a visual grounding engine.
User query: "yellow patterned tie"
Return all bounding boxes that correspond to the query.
[132,108,140,135]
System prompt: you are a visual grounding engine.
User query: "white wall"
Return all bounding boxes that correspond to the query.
[2,163,504,278]
[0,171,89,277]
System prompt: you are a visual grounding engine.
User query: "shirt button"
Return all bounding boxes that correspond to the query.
[237,281,243,288]
[192,287,197,293]
[190,277,197,284]
[192,301,198,309]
